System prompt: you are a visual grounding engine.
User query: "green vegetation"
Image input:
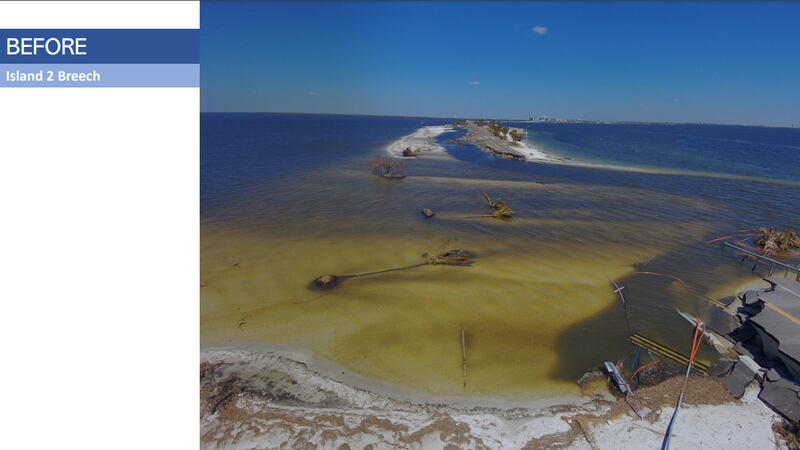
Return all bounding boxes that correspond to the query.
[476,120,523,143]
[485,121,510,138]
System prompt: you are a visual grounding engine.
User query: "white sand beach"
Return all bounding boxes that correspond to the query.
[386,125,454,157]
[200,346,783,449]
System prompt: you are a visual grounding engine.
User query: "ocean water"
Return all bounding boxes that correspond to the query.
[519,122,800,183]
[201,113,800,398]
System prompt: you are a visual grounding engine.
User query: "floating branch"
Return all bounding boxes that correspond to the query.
[461,326,468,392]
[480,193,514,220]
[312,249,476,289]
[424,249,475,266]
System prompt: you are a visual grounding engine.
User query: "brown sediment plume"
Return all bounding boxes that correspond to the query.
[312,249,476,289]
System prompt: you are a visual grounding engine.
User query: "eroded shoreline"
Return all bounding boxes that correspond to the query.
[386,125,454,158]
[460,122,558,162]
[200,345,781,449]
[385,123,800,187]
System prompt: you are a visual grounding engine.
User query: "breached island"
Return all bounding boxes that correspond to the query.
[387,120,558,162]
[387,125,454,158]
[460,120,555,161]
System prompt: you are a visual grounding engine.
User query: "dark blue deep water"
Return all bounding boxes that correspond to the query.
[201,113,452,209]
[518,122,800,183]
[203,114,800,212]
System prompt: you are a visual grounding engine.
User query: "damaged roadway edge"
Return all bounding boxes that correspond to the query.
[704,271,800,424]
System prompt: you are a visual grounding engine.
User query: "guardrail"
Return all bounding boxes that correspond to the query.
[721,241,800,281]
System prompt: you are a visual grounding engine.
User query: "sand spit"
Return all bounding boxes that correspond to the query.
[381,123,800,189]
[200,346,783,449]
[462,122,556,162]
[387,125,454,158]
[382,123,800,187]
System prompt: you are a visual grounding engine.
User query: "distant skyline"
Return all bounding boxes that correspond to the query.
[202,2,800,127]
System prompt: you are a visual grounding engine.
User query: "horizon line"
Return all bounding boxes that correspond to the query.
[199,111,798,129]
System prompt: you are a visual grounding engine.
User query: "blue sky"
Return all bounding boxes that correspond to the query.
[202,2,800,126]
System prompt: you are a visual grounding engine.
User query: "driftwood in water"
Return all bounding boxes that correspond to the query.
[481,193,513,220]
[312,249,475,289]
[755,227,800,254]
[461,326,468,392]
[421,208,435,218]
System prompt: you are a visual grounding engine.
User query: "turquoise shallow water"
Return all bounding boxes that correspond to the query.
[201,113,800,397]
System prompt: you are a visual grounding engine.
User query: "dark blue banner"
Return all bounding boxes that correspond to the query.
[0,29,198,64]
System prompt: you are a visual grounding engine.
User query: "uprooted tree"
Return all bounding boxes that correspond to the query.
[755,227,800,254]
[371,155,406,178]
[481,193,514,220]
[312,249,476,289]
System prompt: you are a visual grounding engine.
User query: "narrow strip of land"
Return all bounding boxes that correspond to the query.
[461,121,556,161]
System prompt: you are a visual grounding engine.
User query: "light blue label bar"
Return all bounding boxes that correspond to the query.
[0,64,198,87]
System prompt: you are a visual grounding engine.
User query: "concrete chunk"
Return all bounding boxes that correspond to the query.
[722,356,759,398]
[766,368,782,382]
[708,359,735,377]
[708,307,740,335]
[760,375,800,422]
[742,290,762,305]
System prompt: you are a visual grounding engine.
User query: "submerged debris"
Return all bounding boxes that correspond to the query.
[480,193,513,220]
[423,249,475,266]
[312,249,475,289]
[313,274,339,289]
[755,227,800,254]
[630,360,683,387]
[371,155,406,178]
[461,327,468,392]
